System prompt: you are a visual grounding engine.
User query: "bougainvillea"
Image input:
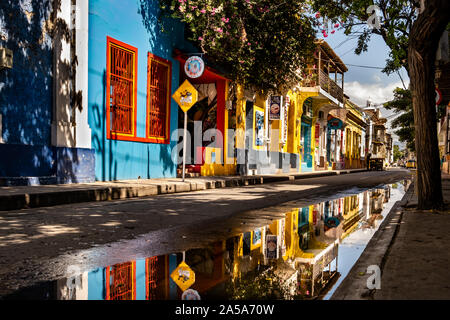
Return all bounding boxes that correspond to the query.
[159,0,318,94]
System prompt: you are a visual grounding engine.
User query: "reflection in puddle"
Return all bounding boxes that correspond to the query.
[4,181,410,300]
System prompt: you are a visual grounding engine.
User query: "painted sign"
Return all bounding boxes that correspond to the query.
[172,80,199,113]
[170,261,196,292]
[249,228,263,251]
[252,228,262,247]
[254,108,265,147]
[266,235,278,259]
[184,56,205,79]
[269,96,282,120]
[328,117,343,130]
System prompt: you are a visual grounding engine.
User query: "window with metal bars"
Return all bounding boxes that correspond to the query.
[146,257,158,300]
[105,261,136,300]
[107,37,137,137]
[147,53,172,143]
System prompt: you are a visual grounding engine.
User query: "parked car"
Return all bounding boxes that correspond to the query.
[406,160,416,169]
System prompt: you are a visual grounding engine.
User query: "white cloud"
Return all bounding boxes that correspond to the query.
[344,80,408,107]
[344,80,411,146]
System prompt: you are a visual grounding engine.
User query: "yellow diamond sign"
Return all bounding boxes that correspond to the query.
[170,261,196,292]
[172,80,198,113]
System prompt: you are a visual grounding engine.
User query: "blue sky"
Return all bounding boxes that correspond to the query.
[320,27,410,146]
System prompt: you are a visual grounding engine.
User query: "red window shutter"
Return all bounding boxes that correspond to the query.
[148,55,171,141]
[109,43,135,135]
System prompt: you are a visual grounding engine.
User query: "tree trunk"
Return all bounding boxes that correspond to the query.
[408,0,450,209]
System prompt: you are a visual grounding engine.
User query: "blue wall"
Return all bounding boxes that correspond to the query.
[0,0,53,146]
[88,0,196,181]
[0,1,96,185]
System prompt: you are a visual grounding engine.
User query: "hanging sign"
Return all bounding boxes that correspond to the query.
[170,261,196,292]
[328,117,343,130]
[181,289,201,300]
[172,79,199,113]
[436,88,443,106]
[282,95,290,143]
[265,235,278,259]
[185,56,205,79]
[269,96,282,120]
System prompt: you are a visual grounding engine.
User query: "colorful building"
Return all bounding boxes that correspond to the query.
[343,100,367,169]
[1,1,375,185]
[87,0,206,181]
[0,0,94,185]
[297,40,348,172]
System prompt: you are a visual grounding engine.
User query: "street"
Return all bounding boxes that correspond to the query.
[0,169,410,297]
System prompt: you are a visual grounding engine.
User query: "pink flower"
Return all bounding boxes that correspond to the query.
[247,42,251,46]
[200,9,206,13]
[198,36,204,41]
[216,27,223,33]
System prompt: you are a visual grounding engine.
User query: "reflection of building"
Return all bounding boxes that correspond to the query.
[105,262,136,300]
[46,186,398,301]
[342,195,362,239]
[295,240,339,297]
[56,272,88,300]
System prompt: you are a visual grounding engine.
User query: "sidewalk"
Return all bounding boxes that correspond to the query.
[0,169,367,212]
[331,174,450,300]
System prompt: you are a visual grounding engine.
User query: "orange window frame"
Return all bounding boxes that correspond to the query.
[105,261,136,300]
[106,36,138,140]
[146,53,172,144]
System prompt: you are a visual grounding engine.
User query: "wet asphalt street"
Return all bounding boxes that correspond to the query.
[0,169,411,297]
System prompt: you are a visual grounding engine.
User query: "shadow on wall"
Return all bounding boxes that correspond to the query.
[91,70,118,182]
[0,0,53,146]
[90,69,174,181]
[139,1,184,178]
[0,0,93,185]
[138,0,177,58]
[87,1,189,182]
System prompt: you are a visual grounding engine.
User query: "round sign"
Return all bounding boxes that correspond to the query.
[436,88,443,105]
[181,289,201,300]
[184,56,205,79]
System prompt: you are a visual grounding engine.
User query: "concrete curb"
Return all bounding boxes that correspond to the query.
[0,169,367,212]
[330,180,415,300]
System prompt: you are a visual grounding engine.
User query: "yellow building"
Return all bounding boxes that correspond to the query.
[296,40,348,172]
[344,100,367,169]
[191,40,351,176]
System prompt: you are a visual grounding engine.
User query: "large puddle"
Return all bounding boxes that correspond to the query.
[3,180,410,300]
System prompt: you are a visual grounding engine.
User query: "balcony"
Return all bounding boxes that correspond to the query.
[299,40,348,105]
[300,68,345,104]
[319,69,344,103]
[372,134,385,144]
